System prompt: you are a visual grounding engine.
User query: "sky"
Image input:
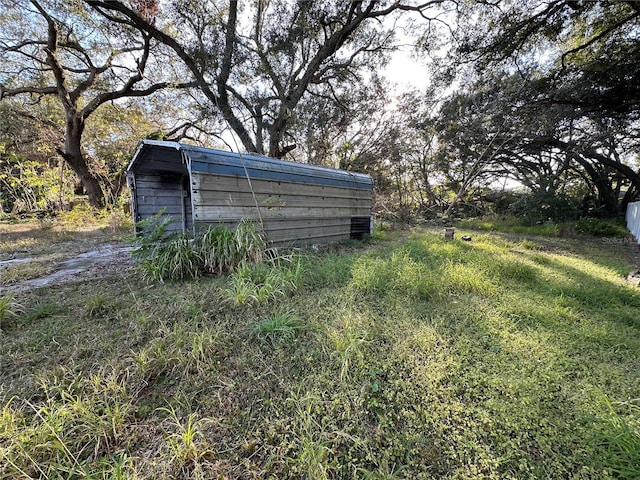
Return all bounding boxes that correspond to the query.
[383,48,432,90]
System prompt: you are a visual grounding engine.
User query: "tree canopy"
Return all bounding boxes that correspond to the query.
[0,0,191,207]
[85,0,449,158]
[1,0,638,219]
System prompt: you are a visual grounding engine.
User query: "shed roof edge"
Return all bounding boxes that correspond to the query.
[126,140,183,173]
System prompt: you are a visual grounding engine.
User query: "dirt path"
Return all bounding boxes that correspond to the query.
[0,243,134,294]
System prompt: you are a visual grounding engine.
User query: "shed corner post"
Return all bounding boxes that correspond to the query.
[126,172,140,234]
[182,151,197,238]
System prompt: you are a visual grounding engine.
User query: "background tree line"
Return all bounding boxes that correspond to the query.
[1,0,638,223]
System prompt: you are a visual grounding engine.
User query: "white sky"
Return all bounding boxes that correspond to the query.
[383,48,432,90]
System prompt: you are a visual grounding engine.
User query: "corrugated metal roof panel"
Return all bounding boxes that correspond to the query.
[127,140,373,190]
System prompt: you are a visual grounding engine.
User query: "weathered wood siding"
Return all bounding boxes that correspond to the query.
[127,141,373,245]
[128,142,193,234]
[132,173,192,233]
[192,172,370,244]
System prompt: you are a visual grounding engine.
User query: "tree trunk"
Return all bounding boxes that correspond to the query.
[568,152,620,215]
[58,116,105,208]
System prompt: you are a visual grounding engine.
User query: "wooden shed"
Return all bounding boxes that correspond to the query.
[126,140,373,244]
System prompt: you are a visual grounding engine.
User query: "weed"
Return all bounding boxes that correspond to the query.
[255,310,305,344]
[58,202,99,227]
[233,218,267,264]
[158,405,214,469]
[590,397,640,478]
[223,255,302,307]
[197,224,237,274]
[133,217,269,282]
[519,239,543,250]
[132,320,223,380]
[457,215,564,237]
[0,256,59,284]
[254,270,286,303]
[155,235,201,281]
[1,367,134,479]
[304,252,354,288]
[132,212,201,282]
[575,217,629,237]
[224,272,257,306]
[0,293,22,331]
[324,314,370,381]
[85,294,119,318]
[289,393,333,480]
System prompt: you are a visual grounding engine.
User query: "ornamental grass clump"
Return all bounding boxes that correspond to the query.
[132,214,270,282]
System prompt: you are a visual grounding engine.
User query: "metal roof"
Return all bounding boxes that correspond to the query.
[127,140,373,190]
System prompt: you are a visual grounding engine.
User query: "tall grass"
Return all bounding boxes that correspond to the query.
[158,405,215,471]
[223,254,304,306]
[3,225,640,478]
[254,309,305,345]
[0,293,21,331]
[132,216,269,282]
[590,397,640,478]
[1,367,135,479]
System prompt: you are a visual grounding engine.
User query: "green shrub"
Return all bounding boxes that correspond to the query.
[509,191,580,225]
[575,217,629,237]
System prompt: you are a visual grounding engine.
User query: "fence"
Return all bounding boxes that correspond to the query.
[626,201,640,243]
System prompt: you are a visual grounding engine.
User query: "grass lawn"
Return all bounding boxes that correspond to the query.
[1,225,639,479]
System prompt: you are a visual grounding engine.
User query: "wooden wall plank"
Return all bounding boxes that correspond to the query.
[131,157,372,244]
[194,220,351,245]
[192,192,369,210]
[193,205,370,221]
[189,169,372,244]
[138,206,183,216]
[193,174,372,201]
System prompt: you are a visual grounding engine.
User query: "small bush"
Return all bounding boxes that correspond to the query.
[58,202,98,226]
[457,215,563,237]
[509,191,580,225]
[575,217,629,237]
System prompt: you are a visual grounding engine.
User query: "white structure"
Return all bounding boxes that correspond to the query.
[626,201,640,243]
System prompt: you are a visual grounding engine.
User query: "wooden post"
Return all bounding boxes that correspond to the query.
[444,228,454,240]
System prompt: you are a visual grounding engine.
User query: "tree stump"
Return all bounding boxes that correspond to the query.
[444,228,454,240]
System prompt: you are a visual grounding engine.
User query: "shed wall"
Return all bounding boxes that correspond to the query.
[127,141,373,245]
[132,173,192,234]
[191,172,371,244]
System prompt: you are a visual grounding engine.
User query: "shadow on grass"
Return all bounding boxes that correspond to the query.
[2,228,639,478]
